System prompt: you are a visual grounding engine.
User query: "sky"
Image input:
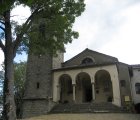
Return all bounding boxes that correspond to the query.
[65,0,140,64]
[1,0,140,69]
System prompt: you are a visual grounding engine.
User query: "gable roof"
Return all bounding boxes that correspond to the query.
[64,48,118,64]
[53,62,117,71]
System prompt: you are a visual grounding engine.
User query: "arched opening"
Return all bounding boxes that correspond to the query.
[59,74,73,103]
[76,72,92,103]
[81,57,94,65]
[95,70,113,102]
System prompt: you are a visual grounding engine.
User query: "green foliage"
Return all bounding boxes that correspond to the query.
[14,62,26,118]
[26,0,85,55]
[0,0,14,14]
[0,0,34,13]
[14,62,26,94]
[0,1,85,118]
[0,62,26,118]
[0,0,85,55]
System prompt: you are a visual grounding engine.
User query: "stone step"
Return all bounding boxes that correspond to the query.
[50,103,129,113]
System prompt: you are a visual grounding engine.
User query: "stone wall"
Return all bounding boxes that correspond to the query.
[117,63,132,106]
[131,65,140,104]
[22,99,56,118]
[24,54,52,99]
[52,52,64,69]
[22,52,63,118]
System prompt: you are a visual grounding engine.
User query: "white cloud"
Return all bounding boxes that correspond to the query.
[11,5,31,25]
[1,0,140,66]
[0,5,30,70]
[100,2,140,64]
[65,0,140,64]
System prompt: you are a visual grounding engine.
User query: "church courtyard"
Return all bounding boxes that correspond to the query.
[22,113,140,120]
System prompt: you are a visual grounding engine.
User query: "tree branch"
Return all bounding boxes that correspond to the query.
[0,25,5,31]
[0,39,5,53]
[0,20,5,25]
[13,8,40,56]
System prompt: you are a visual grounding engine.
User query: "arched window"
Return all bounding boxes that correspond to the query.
[135,83,140,94]
[81,57,94,65]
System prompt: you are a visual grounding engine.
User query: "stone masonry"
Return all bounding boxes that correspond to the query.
[22,52,63,118]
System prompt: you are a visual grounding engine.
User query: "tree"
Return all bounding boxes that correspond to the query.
[14,62,26,118]
[0,0,85,119]
[0,64,4,106]
[0,62,26,118]
[0,70,4,105]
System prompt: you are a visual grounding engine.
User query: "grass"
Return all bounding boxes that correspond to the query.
[21,113,140,120]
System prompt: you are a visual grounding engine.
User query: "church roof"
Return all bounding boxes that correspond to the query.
[53,62,117,71]
[131,64,140,68]
[64,48,118,64]
[60,48,119,69]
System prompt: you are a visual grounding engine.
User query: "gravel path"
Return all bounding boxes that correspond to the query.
[21,113,140,120]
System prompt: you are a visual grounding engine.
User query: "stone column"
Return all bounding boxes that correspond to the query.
[56,84,60,101]
[72,84,76,102]
[92,83,95,101]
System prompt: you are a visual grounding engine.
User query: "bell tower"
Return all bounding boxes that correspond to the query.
[22,52,63,118]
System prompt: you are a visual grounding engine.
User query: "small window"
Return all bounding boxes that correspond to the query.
[38,54,42,58]
[37,82,40,89]
[135,83,140,94]
[120,80,126,87]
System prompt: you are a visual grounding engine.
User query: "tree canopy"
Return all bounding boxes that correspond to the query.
[0,0,85,119]
[1,0,85,54]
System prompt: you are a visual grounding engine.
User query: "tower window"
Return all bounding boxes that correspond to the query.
[38,54,42,58]
[37,82,40,89]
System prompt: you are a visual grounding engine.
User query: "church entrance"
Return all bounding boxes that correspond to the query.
[85,87,92,102]
[95,70,113,102]
[59,74,73,103]
[76,72,92,103]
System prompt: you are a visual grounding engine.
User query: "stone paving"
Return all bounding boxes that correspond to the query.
[21,113,140,120]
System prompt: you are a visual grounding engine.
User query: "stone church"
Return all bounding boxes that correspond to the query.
[22,48,140,118]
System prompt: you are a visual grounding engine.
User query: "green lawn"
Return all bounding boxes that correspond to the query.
[21,113,140,120]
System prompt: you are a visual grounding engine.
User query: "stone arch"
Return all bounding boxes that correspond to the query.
[94,70,113,102]
[59,74,73,103]
[75,72,92,103]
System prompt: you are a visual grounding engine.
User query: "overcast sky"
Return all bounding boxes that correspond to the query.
[65,0,140,64]
[1,0,140,69]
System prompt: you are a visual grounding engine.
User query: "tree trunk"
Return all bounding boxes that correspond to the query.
[2,10,16,120]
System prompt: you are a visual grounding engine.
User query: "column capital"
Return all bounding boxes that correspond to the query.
[72,84,76,86]
[91,76,95,83]
[91,82,95,84]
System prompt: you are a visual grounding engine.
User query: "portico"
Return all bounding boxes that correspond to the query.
[53,64,121,107]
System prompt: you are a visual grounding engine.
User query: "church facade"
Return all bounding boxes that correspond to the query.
[22,48,140,118]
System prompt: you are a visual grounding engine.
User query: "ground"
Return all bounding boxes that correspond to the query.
[21,113,140,120]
